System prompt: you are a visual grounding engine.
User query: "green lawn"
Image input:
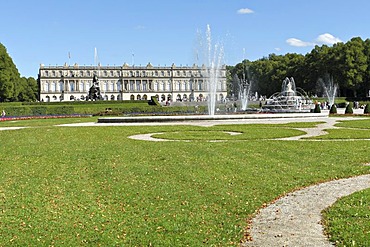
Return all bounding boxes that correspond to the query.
[0,118,369,246]
[323,189,370,247]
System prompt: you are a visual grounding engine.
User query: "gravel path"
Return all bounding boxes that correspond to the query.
[241,174,370,247]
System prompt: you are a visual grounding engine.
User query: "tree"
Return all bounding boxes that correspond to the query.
[17,77,38,101]
[0,43,21,101]
[341,37,368,97]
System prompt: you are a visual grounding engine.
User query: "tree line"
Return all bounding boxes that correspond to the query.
[0,43,38,102]
[228,37,370,99]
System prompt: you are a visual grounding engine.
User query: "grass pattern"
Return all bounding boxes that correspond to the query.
[0,118,369,245]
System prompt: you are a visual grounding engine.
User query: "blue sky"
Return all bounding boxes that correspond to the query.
[1,0,370,78]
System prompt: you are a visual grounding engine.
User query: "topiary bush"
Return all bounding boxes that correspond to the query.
[364,104,370,114]
[313,104,321,113]
[329,104,337,114]
[345,103,353,114]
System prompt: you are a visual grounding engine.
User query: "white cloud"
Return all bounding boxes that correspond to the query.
[286,38,313,47]
[315,33,342,45]
[275,47,281,51]
[237,8,254,14]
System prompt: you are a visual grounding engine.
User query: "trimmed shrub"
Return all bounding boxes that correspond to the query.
[329,104,337,114]
[364,104,370,114]
[345,103,353,114]
[148,96,160,106]
[313,104,321,113]
[2,105,74,116]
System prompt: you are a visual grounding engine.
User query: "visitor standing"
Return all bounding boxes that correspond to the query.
[1,110,5,118]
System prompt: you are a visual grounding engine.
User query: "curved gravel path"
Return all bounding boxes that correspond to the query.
[241,174,370,247]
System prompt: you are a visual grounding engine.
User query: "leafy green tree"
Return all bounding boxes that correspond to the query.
[342,37,368,97]
[0,43,20,101]
[17,77,38,101]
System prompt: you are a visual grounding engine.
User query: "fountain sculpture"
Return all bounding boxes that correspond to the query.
[263,77,313,112]
[88,74,102,101]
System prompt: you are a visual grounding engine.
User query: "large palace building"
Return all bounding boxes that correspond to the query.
[38,63,227,103]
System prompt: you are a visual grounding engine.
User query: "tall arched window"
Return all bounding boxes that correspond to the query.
[142,81,147,91]
[79,81,84,92]
[166,81,171,91]
[51,82,56,92]
[70,82,75,92]
[44,82,49,92]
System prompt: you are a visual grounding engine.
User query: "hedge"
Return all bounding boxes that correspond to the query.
[3,105,74,116]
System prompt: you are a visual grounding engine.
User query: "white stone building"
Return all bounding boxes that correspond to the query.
[38,63,227,103]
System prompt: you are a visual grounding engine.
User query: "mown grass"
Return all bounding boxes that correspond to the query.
[322,189,370,247]
[316,117,370,247]
[0,119,369,246]
[153,126,304,141]
[0,116,97,127]
[334,118,370,129]
[309,118,370,139]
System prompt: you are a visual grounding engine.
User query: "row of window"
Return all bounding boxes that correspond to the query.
[43,93,225,102]
[41,69,227,78]
[41,79,225,93]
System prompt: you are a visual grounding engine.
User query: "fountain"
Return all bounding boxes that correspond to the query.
[197,25,224,116]
[233,66,252,111]
[319,74,338,107]
[263,77,313,112]
[88,73,102,101]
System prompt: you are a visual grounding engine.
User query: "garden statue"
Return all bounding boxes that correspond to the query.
[88,74,102,100]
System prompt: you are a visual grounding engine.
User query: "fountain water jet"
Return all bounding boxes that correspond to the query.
[196,25,224,116]
[319,74,338,107]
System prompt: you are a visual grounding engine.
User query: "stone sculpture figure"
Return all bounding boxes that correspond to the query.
[88,74,102,100]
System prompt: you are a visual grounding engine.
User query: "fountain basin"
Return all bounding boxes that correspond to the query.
[98,112,328,123]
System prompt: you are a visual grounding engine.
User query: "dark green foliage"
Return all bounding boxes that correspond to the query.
[329,104,337,114]
[364,104,370,114]
[0,43,39,102]
[0,43,20,101]
[345,103,353,114]
[313,104,321,113]
[229,37,370,98]
[3,105,75,116]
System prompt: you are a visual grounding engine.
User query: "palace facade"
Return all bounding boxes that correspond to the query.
[38,63,227,103]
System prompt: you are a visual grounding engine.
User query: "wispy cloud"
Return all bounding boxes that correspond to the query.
[315,33,342,45]
[237,8,254,14]
[286,38,313,47]
[286,33,342,47]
